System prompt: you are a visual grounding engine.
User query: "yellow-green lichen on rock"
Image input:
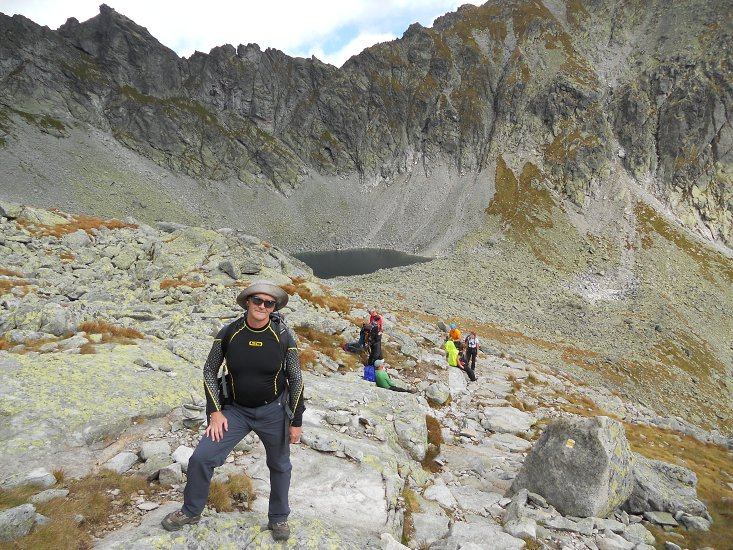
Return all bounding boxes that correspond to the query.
[156,226,228,276]
[114,514,368,549]
[0,341,200,474]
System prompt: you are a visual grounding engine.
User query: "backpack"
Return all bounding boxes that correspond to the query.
[363,365,376,382]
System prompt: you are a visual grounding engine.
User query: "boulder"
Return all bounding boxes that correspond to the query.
[17,206,67,226]
[0,201,23,219]
[481,407,534,434]
[30,488,69,504]
[172,445,194,472]
[138,455,172,481]
[621,522,655,545]
[0,504,36,542]
[139,441,171,461]
[325,411,351,426]
[61,229,92,249]
[112,245,139,270]
[411,509,450,547]
[43,303,77,336]
[643,511,677,527]
[239,259,261,275]
[425,382,450,405]
[218,260,240,279]
[677,513,711,531]
[449,485,502,516]
[623,455,709,519]
[503,489,533,538]
[154,227,226,276]
[424,482,457,509]
[158,463,183,486]
[510,416,635,518]
[596,532,635,550]
[105,452,138,474]
[1,468,56,490]
[393,409,428,462]
[447,367,468,398]
[285,306,350,334]
[487,433,532,453]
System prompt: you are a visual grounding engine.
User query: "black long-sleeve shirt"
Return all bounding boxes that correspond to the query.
[203,316,305,427]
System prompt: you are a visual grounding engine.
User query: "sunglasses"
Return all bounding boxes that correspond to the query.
[250,295,277,309]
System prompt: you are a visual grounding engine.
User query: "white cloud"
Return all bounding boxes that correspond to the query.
[0,0,486,65]
[309,31,397,67]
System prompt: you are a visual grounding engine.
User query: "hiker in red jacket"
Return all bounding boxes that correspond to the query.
[369,309,383,334]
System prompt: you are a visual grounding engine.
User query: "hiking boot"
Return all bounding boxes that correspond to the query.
[161,509,200,531]
[267,521,290,541]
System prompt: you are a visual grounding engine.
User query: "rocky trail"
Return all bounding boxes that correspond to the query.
[0,204,731,549]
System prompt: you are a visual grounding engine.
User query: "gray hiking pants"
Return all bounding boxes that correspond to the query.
[182,395,291,522]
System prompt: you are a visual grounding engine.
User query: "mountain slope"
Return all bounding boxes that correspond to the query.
[0,0,731,251]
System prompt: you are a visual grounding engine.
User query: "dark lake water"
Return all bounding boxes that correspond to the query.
[295,248,431,278]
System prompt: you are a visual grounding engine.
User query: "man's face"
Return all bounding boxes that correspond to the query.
[247,293,276,323]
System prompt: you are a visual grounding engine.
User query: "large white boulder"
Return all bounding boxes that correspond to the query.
[510,416,635,518]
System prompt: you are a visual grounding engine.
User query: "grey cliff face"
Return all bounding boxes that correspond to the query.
[0,0,731,246]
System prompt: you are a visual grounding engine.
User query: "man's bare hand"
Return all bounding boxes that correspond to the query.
[289,426,302,444]
[205,411,228,442]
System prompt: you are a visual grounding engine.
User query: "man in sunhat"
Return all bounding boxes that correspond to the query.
[162,280,304,542]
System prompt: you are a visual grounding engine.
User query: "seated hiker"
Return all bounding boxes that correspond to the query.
[342,341,362,353]
[374,359,414,393]
[448,322,461,342]
[367,320,383,366]
[444,337,475,382]
[344,318,373,354]
[358,319,371,348]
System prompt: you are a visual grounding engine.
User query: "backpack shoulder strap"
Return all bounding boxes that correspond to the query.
[220,317,243,357]
[270,312,292,357]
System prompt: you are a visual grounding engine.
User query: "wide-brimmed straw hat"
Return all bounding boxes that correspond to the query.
[236,280,289,311]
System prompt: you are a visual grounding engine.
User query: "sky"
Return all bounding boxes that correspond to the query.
[1,1,484,67]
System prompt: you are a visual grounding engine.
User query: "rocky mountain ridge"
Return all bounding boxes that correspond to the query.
[0,0,731,251]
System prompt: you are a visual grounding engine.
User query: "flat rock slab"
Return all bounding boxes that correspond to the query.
[486,433,532,453]
[643,511,678,526]
[1,468,56,490]
[99,511,382,549]
[30,488,69,504]
[424,482,457,509]
[247,442,393,538]
[481,407,534,434]
[105,452,138,475]
[448,485,503,516]
[0,343,200,477]
[442,516,526,549]
[411,509,450,547]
